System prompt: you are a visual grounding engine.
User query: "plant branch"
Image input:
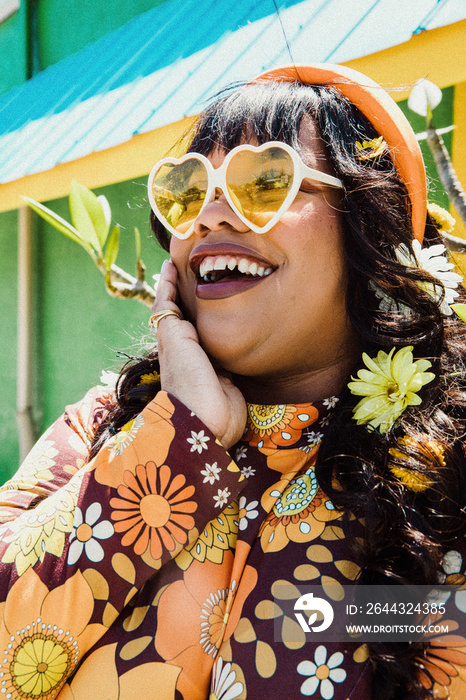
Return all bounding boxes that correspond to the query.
[97,262,155,307]
[426,125,466,228]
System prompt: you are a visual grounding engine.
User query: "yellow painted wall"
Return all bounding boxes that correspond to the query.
[345,20,466,99]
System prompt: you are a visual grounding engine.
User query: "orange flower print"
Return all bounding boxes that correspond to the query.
[0,567,105,700]
[242,404,318,449]
[110,461,197,563]
[417,635,466,692]
[199,586,232,656]
[259,467,341,553]
[155,553,256,700]
[61,642,182,700]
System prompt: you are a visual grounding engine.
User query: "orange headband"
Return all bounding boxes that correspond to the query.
[254,64,427,242]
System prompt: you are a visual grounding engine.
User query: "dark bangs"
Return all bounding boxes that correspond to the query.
[187,81,323,154]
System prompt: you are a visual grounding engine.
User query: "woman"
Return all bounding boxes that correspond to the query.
[1,64,466,700]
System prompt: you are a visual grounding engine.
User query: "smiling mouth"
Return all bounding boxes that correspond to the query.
[197,255,274,284]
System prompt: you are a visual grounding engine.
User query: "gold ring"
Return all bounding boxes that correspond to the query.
[149,309,181,333]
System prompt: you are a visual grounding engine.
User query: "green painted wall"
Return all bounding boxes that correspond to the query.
[1,178,167,480]
[37,0,167,68]
[0,3,27,94]
[37,177,167,430]
[0,209,19,472]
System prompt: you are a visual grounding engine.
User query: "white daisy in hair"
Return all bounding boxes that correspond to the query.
[371,240,462,316]
[397,239,462,315]
[369,280,412,315]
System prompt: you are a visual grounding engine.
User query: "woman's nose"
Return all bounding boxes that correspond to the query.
[193,189,250,236]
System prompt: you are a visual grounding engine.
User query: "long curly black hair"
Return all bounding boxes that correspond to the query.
[89,80,466,698]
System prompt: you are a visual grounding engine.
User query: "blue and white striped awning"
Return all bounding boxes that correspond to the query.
[0,0,465,187]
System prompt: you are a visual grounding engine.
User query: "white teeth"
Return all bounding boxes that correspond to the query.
[199,259,210,277]
[214,256,228,270]
[198,255,274,280]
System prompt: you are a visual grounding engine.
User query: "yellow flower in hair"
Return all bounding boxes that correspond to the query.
[348,346,435,434]
[427,202,456,234]
[139,371,160,386]
[355,136,386,160]
[388,464,432,492]
[388,437,444,492]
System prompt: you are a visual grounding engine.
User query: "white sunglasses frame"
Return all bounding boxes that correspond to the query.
[147,141,344,240]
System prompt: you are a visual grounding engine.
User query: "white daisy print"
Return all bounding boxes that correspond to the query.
[300,431,324,454]
[213,487,231,509]
[235,446,248,460]
[68,502,114,565]
[99,369,119,389]
[306,431,324,446]
[297,645,346,698]
[107,415,145,457]
[187,430,210,453]
[210,656,244,700]
[323,397,339,410]
[201,462,221,484]
[240,466,255,478]
[238,497,259,531]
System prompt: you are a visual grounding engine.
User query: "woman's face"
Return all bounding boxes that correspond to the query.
[169,118,357,399]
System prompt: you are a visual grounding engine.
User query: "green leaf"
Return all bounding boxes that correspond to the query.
[21,195,93,254]
[104,225,120,273]
[451,304,466,323]
[134,227,141,260]
[69,181,109,255]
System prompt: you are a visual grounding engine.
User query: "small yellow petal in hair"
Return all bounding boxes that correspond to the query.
[388,436,445,492]
[355,135,386,161]
[427,202,456,233]
[388,464,433,492]
[139,371,160,386]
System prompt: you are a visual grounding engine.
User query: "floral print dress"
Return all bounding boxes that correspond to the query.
[0,387,465,700]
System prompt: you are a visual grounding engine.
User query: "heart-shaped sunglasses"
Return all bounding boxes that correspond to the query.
[147,141,344,239]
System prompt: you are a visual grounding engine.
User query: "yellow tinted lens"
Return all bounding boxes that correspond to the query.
[151,158,208,234]
[226,147,294,228]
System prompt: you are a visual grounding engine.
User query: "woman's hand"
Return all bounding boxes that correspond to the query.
[152,260,247,449]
